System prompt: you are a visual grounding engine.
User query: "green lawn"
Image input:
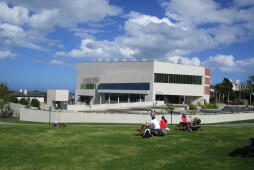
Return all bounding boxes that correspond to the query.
[0,124,254,169]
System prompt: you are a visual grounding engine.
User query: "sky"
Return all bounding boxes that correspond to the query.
[0,0,254,92]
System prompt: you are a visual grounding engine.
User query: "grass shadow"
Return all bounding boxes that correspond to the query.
[228,148,246,157]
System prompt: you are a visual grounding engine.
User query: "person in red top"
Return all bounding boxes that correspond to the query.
[181,114,187,122]
[160,116,167,129]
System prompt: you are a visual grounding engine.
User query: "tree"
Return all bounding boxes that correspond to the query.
[19,98,29,106]
[246,75,254,94]
[0,82,14,117]
[9,97,18,103]
[0,82,10,115]
[215,78,235,102]
[31,98,40,109]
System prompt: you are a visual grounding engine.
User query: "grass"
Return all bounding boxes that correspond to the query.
[0,124,254,169]
[207,119,254,125]
[1,118,254,125]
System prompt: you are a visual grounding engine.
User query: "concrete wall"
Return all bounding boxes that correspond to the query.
[9,103,25,117]
[67,101,165,111]
[20,108,254,124]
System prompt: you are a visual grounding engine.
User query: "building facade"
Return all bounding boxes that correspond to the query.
[9,88,45,103]
[47,90,69,110]
[75,61,210,105]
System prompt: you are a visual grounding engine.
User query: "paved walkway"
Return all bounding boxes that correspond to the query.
[1,122,254,127]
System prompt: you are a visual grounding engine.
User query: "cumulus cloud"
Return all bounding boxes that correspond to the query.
[0,1,29,25]
[163,54,254,74]
[0,0,122,51]
[55,0,254,60]
[167,56,201,66]
[202,54,254,73]
[0,50,16,60]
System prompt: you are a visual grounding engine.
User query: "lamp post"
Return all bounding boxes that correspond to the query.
[170,104,174,126]
[49,106,51,126]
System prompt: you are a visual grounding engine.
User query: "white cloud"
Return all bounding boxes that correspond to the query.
[49,59,64,65]
[49,59,76,69]
[55,39,104,58]
[167,56,201,66]
[4,0,122,29]
[55,0,254,61]
[0,0,122,51]
[0,1,29,25]
[0,50,16,60]
[202,54,254,73]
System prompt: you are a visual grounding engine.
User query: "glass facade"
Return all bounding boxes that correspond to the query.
[154,73,202,85]
[98,83,150,90]
[80,83,96,89]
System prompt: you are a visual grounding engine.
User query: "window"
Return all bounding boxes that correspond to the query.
[98,83,150,90]
[80,83,96,89]
[154,73,202,85]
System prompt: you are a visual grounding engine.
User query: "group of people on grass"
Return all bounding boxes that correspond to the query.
[144,111,189,137]
[145,110,168,137]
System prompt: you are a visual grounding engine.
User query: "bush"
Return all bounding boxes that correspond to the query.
[10,97,18,103]
[0,103,14,117]
[19,98,29,106]
[201,102,218,109]
[31,99,40,109]
[188,102,198,110]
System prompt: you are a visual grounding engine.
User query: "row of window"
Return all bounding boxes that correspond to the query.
[80,83,96,89]
[154,73,202,85]
[98,83,150,90]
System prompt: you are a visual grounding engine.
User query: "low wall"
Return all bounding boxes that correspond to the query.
[20,108,254,124]
[9,103,25,116]
[67,101,165,111]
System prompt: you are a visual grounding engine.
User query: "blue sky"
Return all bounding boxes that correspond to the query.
[0,0,254,92]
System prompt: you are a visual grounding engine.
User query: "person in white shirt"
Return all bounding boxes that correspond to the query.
[149,117,161,134]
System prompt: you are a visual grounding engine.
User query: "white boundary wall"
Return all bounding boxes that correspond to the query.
[20,108,254,124]
[67,101,165,111]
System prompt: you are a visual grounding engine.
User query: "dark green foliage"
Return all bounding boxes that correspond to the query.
[188,102,198,110]
[0,82,11,117]
[201,102,218,109]
[19,98,29,106]
[9,97,18,103]
[215,78,236,102]
[31,98,40,109]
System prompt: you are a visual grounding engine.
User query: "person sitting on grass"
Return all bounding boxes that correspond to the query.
[149,117,161,135]
[181,114,187,122]
[160,116,167,129]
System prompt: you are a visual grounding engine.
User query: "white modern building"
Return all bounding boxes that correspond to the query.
[75,61,210,105]
[47,90,69,110]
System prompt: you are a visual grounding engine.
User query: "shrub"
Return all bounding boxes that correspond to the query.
[188,102,198,110]
[201,102,218,109]
[10,97,18,103]
[31,99,40,109]
[19,98,29,106]
[197,101,202,107]
[0,103,14,117]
